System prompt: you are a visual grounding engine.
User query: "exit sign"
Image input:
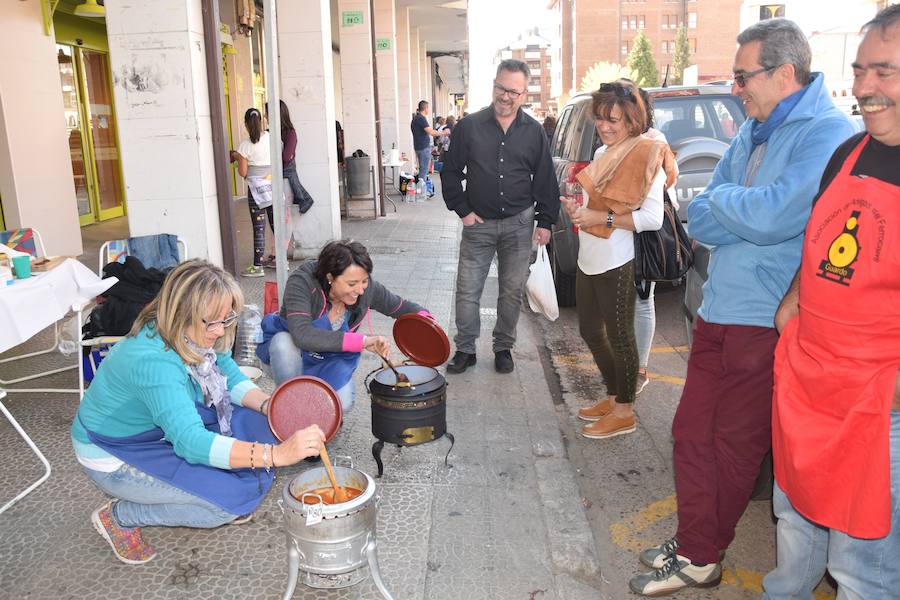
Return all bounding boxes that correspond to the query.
[376,38,391,51]
[342,11,364,27]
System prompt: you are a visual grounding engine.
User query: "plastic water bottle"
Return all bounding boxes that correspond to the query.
[234,304,263,367]
[406,181,417,204]
[415,179,425,202]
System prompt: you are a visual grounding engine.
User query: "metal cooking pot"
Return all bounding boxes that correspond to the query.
[367,364,454,478]
[279,463,394,600]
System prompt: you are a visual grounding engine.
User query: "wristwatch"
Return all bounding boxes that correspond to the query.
[606,210,614,228]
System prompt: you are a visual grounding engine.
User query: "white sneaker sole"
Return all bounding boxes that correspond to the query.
[581,424,637,439]
[91,503,156,565]
[577,412,609,422]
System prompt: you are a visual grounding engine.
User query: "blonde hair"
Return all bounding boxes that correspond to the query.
[130,259,245,365]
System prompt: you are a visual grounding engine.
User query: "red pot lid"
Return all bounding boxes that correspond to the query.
[267,376,342,442]
[392,313,450,367]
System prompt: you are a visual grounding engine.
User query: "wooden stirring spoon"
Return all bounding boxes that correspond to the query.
[378,353,410,386]
[319,446,348,503]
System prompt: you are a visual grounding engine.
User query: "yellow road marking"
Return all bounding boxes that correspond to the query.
[646,372,686,386]
[650,345,689,353]
[609,498,836,598]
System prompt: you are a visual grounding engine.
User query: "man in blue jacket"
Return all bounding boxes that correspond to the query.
[630,18,855,596]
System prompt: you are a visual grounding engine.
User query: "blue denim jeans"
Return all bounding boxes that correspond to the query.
[454,206,534,354]
[762,411,900,600]
[415,148,432,180]
[634,281,656,369]
[267,331,355,410]
[83,464,238,528]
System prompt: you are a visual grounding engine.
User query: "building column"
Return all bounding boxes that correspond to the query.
[338,0,380,218]
[395,6,414,166]
[421,41,431,106]
[106,0,222,263]
[373,0,400,156]
[0,1,81,256]
[277,0,342,256]
[410,27,421,109]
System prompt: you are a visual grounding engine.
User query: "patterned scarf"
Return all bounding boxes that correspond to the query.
[185,339,233,436]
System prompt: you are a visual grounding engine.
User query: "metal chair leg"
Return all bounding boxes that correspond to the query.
[0,390,52,515]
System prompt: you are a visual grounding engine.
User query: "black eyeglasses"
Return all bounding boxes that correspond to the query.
[733,65,777,88]
[598,82,636,101]
[202,311,238,332]
[493,82,524,99]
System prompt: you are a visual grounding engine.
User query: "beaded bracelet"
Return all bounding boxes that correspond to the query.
[249,442,256,470]
[260,397,270,415]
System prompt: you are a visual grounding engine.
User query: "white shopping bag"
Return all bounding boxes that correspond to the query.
[525,246,559,321]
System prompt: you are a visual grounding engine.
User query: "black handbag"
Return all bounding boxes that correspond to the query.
[633,190,694,300]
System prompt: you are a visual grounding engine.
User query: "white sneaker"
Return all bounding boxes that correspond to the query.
[629,554,721,596]
[636,371,650,395]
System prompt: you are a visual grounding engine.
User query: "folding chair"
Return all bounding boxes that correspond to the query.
[81,236,189,394]
[0,228,90,394]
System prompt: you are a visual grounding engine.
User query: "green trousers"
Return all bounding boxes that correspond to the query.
[575,261,638,405]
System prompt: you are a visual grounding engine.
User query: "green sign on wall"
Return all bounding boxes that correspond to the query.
[376,38,391,51]
[342,11,364,27]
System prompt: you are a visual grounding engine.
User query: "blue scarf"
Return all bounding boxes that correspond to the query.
[750,75,814,146]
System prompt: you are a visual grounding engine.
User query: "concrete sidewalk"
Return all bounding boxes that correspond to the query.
[0,186,605,599]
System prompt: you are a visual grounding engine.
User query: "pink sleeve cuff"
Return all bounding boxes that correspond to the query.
[342,332,365,353]
[418,310,435,320]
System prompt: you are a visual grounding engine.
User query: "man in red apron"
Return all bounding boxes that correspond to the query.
[764,6,900,598]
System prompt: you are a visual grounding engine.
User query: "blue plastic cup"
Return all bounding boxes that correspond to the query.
[11,255,31,279]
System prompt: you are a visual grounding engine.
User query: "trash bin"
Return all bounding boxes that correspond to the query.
[345,155,371,196]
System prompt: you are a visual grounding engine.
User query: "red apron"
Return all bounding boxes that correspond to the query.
[772,135,900,538]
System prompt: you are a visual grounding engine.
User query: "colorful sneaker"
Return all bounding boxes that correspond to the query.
[241,265,265,278]
[577,397,614,422]
[636,371,650,395]
[581,412,636,439]
[91,501,157,565]
[629,554,721,596]
[640,537,679,569]
[260,255,276,269]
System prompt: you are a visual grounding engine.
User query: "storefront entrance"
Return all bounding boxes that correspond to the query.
[57,44,125,226]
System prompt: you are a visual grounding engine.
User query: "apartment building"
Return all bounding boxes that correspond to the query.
[550,0,743,100]
[497,30,556,118]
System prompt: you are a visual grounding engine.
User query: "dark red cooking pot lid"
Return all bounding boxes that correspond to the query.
[267,376,342,442]
[393,313,450,367]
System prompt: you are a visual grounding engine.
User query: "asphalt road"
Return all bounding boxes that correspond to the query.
[529,283,836,599]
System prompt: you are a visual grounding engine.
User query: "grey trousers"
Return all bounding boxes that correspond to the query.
[454,206,534,354]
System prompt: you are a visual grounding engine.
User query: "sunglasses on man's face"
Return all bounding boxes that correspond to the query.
[733,65,777,88]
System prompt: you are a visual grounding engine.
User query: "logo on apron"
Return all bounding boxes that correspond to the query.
[816,210,861,286]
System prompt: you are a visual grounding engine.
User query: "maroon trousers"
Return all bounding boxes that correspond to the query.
[673,318,778,565]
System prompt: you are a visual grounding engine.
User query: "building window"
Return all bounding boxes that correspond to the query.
[622,16,628,29]
[759,4,785,20]
[689,38,697,52]
[661,40,672,54]
[630,15,638,29]
[529,94,541,104]
[688,12,697,28]
[639,15,646,29]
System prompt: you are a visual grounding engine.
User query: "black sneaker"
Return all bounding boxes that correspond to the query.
[494,350,514,374]
[446,351,476,374]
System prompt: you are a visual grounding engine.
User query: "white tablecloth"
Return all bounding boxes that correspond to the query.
[0,259,117,353]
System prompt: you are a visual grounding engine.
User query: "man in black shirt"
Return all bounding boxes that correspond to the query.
[764,5,900,598]
[440,59,559,374]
